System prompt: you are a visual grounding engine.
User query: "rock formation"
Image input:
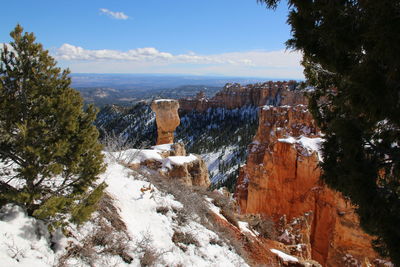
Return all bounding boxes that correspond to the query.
[127,143,210,187]
[151,99,180,144]
[235,105,381,266]
[129,102,210,187]
[179,81,307,112]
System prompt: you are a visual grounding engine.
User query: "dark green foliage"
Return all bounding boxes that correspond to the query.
[259,0,400,263]
[70,182,107,225]
[0,25,106,227]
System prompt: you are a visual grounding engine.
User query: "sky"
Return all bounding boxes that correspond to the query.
[1,0,303,79]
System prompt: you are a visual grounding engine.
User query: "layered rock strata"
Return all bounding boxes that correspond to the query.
[179,81,307,112]
[235,105,380,266]
[151,99,180,144]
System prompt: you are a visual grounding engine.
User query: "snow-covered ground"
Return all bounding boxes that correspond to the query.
[0,152,249,267]
[0,205,56,266]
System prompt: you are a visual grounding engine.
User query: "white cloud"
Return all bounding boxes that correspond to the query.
[55,44,304,79]
[99,8,129,20]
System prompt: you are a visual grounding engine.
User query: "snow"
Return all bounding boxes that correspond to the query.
[152,144,173,151]
[153,99,176,103]
[0,205,55,267]
[298,136,324,159]
[112,147,198,169]
[278,136,296,144]
[278,135,324,161]
[0,152,249,267]
[100,155,249,267]
[237,221,257,237]
[164,154,198,167]
[206,199,227,222]
[112,148,163,164]
[103,161,178,251]
[270,249,299,262]
[262,105,273,110]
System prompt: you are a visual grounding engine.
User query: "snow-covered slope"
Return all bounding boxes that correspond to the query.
[0,153,249,267]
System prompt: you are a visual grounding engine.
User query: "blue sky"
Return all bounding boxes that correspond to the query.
[1,0,303,79]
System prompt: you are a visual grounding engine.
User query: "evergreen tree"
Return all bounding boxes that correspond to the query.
[0,25,106,228]
[259,0,400,263]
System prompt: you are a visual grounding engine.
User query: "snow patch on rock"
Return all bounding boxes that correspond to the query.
[270,248,299,263]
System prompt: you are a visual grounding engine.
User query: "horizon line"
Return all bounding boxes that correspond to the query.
[70,72,305,81]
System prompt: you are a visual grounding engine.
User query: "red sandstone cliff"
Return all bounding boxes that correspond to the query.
[235,105,384,266]
[179,81,307,112]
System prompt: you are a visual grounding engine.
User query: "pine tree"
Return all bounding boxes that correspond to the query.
[259,0,400,264]
[0,25,106,228]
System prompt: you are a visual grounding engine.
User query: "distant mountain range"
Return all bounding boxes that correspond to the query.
[70,73,277,89]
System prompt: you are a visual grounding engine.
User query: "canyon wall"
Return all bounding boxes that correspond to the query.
[179,81,307,112]
[235,105,381,266]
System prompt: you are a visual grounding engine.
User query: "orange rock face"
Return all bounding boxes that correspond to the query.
[151,99,180,145]
[179,81,307,113]
[236,105,380,266]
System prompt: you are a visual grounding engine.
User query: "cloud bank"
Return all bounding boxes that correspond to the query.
[56,44,253,65]
[55,44,304,79]
[99,8,129,20]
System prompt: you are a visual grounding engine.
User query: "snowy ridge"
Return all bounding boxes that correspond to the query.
[113,147,198,169]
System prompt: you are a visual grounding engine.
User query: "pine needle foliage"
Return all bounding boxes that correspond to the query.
[0,25,106,228]
[259,0,400,264]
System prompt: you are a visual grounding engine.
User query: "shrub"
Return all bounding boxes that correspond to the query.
[58,194,132,266]
[172,231,199,248]
[208,191,239,227]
